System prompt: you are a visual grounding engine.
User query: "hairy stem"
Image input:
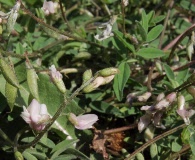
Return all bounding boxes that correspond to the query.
[124,124,186,160]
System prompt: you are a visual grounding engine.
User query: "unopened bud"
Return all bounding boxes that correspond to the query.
[7,1,21,35]
[49,65,66,94]
[14,151,24,160]
[27,68,39,101]
[156,93,165,102]
[186,32,195,61]
[137,92,151,102]
[74,52,91,61]
[155,60,163,75]
[177,95,185,110]
[187,86,195,99]
[166,92,176,103]
[144,125,155,142]
[0,58,20,88]
[103,75,115,84]
[98,67,119,77]
[5,82,17,111]
[82,69,92,84]
[83,77,105,93]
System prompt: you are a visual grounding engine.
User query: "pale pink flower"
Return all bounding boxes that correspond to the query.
[49,65,63,81]
[176,95,195,125]
[49,65,66,93]
[69,113,98,130]
[42,0,55,15]
[137,92,151,102]
[20,99,50,131]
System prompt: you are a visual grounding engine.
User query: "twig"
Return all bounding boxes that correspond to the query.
[158,0,174,49]
[103,123,137,135]
[0,128,13,146]
[124,123,186,160]
[167,24,195,63]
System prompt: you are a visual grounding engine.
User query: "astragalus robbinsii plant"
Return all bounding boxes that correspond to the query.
[1,0,195,159]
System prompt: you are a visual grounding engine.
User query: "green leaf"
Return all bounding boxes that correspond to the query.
[190,133,195,155]
[15,42,24,54]
[113,30,135,53]
[136,48,165,59]
[171,140,182,152]
[38,74,83,139]
[113,62,130,101]
[152,15,165,24]
[51,139,79,159]
[136,21,147,41]
[147,25,164,42]
[163,64,175,80]
[23,151,38,160]
[141,10,148,33]
[147,11,155,24]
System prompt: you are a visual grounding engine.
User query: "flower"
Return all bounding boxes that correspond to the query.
[49,65,66,94]
[20,99,50,131]
[137,92,151,102]
[42,0,55,15]
[176,95,195,125]
[69,113,98,130]
[94,15,117,41]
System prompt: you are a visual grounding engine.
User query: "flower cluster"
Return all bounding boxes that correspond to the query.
[138,92,176,133]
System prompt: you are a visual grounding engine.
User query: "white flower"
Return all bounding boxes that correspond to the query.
[20,99,50,131]
[49,65,66,94]
[42,0,55,15]
[69,113,98,130]
[94,15,117,41]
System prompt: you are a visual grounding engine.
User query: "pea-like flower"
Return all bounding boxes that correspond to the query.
[176,95,195,125]
[20,99,50,131]
[49,65,66,94]
[42,0,55,15]
[69,113,98,130]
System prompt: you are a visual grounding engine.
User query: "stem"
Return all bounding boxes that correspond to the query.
[103,123,137,135]
[20,2,110,50]
[158,0,174,49]
[121,1,126,34]
[0,128,13,146]
[124,124,186,160]
[17,74,99,149]
[167,24,195,63]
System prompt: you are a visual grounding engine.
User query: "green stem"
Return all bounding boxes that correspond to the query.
[0,128,13,146]
[124,124,186,160]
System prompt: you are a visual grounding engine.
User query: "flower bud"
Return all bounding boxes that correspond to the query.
[137,92,151,102]
[82,77,105,93]
[82,69,92,84]
[98,67,119,77]
[49,65,66,94]
[166,92,177,103]
[103,75,115,84]
[0,58,20,88]
[155,60,163,75]
[5,81,17,111]
[187,86,195,99]
[186,32,195,61]
[7,1,21,35]
[144,125,155,142]
[156,93,165,102]
[14,151,24,160]
[27,68,39,101]
[177,95,185,110]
